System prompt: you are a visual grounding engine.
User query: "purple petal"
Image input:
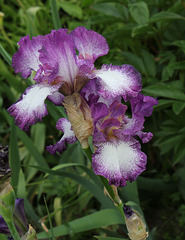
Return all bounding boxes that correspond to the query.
[12,35,44,78]
[130,93,158,117]
[71,26,109,62]
[8,83,60,131]
[13,199,28,235]
[109,100,127,118]
[0,215,10,235]
[81,79,121,107]
[91,102,109,123]
[47,92,64,106]
[94,64,142,100]
[92,139,147,187]
[47,118,77,154]
[38,29,78,85]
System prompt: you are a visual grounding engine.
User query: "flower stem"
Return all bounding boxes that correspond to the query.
[6,219,21,240]
[83,146,125,222]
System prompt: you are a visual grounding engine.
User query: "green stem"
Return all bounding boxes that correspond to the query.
[83,146,125,222]
[6,219,21,240]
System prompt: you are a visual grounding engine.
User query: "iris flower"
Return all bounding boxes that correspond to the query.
[8,27,157,187]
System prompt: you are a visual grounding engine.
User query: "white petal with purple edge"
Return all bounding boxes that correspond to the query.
[92,140,147,187]
[94,64,142,100]
[12,35,44,79]
[47,118,77,154]
[8,83,60,131]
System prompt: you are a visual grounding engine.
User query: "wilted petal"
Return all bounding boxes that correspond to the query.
[71,26,109,62]
[47,118,77,154]
[92,140,147,187]
[8,83,60,131]
[94,64,142,100]
[12,35,44,78]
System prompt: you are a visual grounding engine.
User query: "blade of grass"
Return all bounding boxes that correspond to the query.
[30,165,113,208]
[49,0,61,29]
[0,42,12,66]
[37,209,124,239]
[9,118,21,191]
[43,196,55,240]
[3,110,49,168]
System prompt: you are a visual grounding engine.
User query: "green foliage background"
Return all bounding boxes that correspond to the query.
[1,0,185,239]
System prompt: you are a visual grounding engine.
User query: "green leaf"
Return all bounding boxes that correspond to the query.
[3,109,49,169]
[92,3,128,20]
[173,40,185,53]
[169,61,185,70]
[94,237,126,240]
[143,85,185,101]
[141,49,156,77]
[0,43,12,66]
[132,24,155,37]
[123,52,147,75]
[154,99,175,111]
[129,2,149,25]
[37,209,124,239]
[49,0,61,29]
[172,101,185,115]
[30,165,113,208]
[149,11,185,23]
[9,119,21,190]
[59,2,82,19]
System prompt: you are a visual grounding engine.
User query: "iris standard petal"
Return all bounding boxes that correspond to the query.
[39,29,78,85]
[71,26,109,62]
[94,64,142,100]
[12,35,44,78]
[92,140,147,187]
[47,118,77,154]
[8,83,60,131]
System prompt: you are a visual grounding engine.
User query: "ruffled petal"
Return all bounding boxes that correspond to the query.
[94,64,142,100]
[12,35,44,78]
[130,93,158,117]
[92,140,147,187]
[47,118,77,154]
[38,29,78,85]
[8,83,60,131]
[71,26,109,62]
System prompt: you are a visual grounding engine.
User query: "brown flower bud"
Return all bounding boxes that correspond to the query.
[63,93,93,148]
[123,205,148,240]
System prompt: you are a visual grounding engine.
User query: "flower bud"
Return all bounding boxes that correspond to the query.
[123,205,148,240]
[21,225,37,240]
[63,93,93,148]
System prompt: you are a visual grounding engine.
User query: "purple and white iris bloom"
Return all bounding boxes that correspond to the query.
[8,26,157,187]
[8,27,109,131]
[81,81,157,186]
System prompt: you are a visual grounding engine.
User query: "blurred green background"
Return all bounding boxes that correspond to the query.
[1,0,185,239]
